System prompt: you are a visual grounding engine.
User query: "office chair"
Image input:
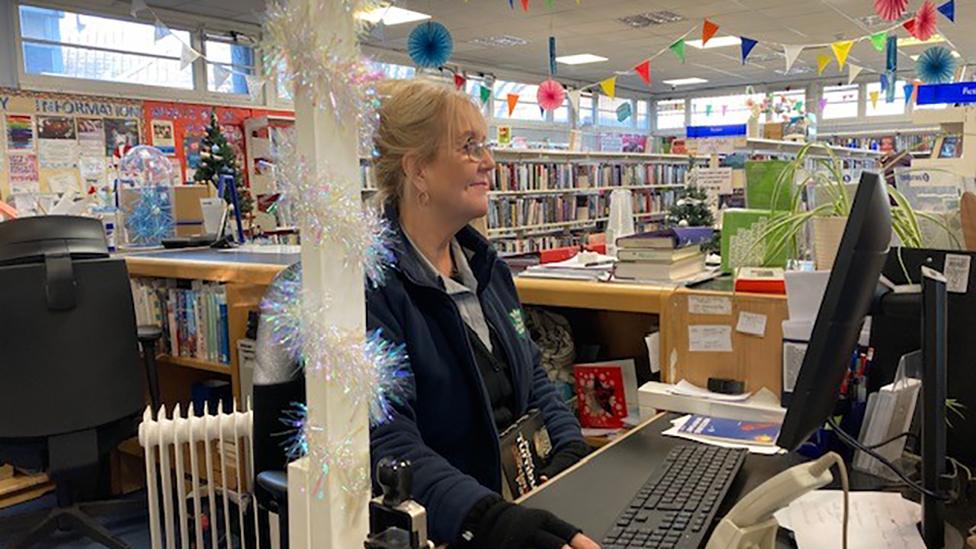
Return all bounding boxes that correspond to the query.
[0,216,161,549]
[252,263,305,548]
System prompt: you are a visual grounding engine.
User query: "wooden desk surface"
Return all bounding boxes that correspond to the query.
[123,248,298,285]
[514,277,671,314]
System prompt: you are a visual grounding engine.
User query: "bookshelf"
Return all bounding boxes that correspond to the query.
[820,127,941,157]
[488,149,703,253]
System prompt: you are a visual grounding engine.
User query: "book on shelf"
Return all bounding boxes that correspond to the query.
[614,253,705,281]
[130,278,232,365]
[616,226,715,250]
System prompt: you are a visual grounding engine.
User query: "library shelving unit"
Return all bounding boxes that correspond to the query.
[488,148,707,253]
[820,127,942,158]
[910,107,976,176]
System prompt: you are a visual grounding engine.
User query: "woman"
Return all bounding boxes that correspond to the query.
[367,78,599,549]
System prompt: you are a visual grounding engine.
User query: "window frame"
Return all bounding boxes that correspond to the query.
[13,1,266,107]
[821,84,860,120]
[202,31,258,97]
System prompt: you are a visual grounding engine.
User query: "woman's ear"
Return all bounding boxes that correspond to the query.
[402,152,427,192]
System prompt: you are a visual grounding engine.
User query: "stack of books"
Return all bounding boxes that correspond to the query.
[613,227,713,282]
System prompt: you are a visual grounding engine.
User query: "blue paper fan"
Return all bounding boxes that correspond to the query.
[408,21,453,68]
[916,46,957,84]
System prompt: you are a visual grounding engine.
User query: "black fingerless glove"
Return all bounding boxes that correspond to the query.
[454,495,581,549]
[539,440,590,480]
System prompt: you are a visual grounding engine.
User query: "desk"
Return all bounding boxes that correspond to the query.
[522,414,974,547]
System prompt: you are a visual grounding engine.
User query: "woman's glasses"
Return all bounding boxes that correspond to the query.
[460,140,493,162]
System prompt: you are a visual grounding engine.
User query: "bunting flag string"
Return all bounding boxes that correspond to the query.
[568,89,581,113]
[740,37,758,64]
[506,93,519,117]
[869,90,880,108]
[669,38,686,63]
[831,40,854,69]
[904,82,915,105]
[213,64,232,88]
[520,0,529,11]
[817,54,832,76]
[783,45,804,73]
[180,42,201,71]
[702,19,719,46]
[634,59,651,85]
[937,0,954,22]
[599,76,616,99]
[847,63,864,85]
[870,32,887,52]
[130,0,147,17]
[154,19,171,42]
[454,73,466,90]
[479,84,491,105]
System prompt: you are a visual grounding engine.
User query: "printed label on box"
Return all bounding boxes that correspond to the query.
[688,325,733,352]
[688,295,732,316]
[736,311,767,337]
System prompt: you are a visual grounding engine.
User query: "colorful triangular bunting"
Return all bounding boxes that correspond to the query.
[634,59,651,85]
[831,40,854,69]
[937,0,954,22]
[740,37,758,64]
[520,0,529,11]
[818,97,828,112]
[213,64,231,88]
[180,43,201,70]
[568,89,581,113]
[903,19,917,38]
[904,83,914,105]
[869,90,880,108]
[669,38,686,63]
[479,84,491,104]
[154,19,171,42]
[847,63,863,85]
[507,93,519,116]
[817,54,832,76]
[454,73,466,90]
[130,0,147,17]
[783,45,804,73]
[702,19,719,46]
[599,76,616,99]
[870,32,886,52]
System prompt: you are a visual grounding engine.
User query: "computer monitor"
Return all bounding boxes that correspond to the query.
[0,215,108,266]
[777,172,892,451]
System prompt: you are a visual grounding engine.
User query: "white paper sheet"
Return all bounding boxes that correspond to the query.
[943,254,971,294]
[773,490,924,549]
[736,311,767,337]
[688,325,733,352]
[668,379,752,402]
[688,295,732,316]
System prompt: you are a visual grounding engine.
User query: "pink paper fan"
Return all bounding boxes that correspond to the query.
[913,0,937,42]
[874,0,908,21]
[537,79,566,112]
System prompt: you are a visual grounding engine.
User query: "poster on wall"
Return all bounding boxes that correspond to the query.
[6,114,34,151]
[220,124,245,168]
[9,154,40,192]
[151,120,176,155]
[37,116,79,169]
[77,118,106,157]
[79,156,107,188]
[103,118,140,157]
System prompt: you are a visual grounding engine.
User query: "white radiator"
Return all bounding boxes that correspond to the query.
[138,402,260,549]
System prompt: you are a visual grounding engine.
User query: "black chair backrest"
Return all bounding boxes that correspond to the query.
[0,217,143,439]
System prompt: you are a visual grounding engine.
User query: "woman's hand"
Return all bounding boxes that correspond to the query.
[562,532,600,549]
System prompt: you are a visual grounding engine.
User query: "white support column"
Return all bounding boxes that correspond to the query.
[287,1,370,547]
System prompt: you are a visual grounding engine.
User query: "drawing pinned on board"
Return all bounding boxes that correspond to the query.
[6,115,34,151]
[76,118,105,157]
[8,154,40,192]
[151,120,176,155]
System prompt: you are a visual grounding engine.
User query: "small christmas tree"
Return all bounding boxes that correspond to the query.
[666,185,714,227]
[194,112,253,215]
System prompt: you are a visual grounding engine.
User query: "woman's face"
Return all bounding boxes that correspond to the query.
[420,103,495,224]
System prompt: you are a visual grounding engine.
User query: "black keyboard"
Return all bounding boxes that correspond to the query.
[600,445,747,549]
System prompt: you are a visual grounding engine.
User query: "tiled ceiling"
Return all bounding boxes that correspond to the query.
[144,0,973,94]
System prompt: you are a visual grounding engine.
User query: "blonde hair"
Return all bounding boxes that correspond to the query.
[372,78,484,205]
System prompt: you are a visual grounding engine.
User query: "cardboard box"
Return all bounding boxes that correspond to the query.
[762,122,784,141]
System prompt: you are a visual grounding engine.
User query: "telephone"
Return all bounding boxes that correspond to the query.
[706,452,848,549]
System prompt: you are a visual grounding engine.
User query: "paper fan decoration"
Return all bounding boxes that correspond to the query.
[916,46,957,83]
[407,22,453,68]
[912,0,938,42]
[536,79,566,111]
[874,0,908,20]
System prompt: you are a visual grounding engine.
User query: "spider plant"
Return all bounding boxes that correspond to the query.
[748,142,958,267]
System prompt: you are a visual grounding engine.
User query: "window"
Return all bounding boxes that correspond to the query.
[205,35,255,94]
[376,62,415,80]
[577,93,595,126]
[493,80,543,121]
[18,5,193,89]
[656,99,685,130]
[275,61,293,102]
[865,81,907,117]
[599,96,634,128]
[636,100,650,130]
[690,93,763,125]
[822,85,859,119]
